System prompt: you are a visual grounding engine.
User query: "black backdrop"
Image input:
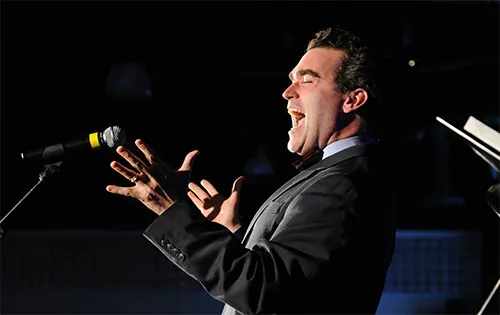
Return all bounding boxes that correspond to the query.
[1,2,499,313]
[1,1,498,231]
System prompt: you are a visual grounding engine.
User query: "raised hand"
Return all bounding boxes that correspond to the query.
[106,139,199,215]
[187,176,245,232]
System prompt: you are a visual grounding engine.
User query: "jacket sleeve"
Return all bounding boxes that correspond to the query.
[143,174,359,314]
[232,225,245,242]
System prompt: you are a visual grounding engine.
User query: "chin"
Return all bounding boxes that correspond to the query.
[289,145,310,157]
[287,141,301,155]
[297,142,317,157]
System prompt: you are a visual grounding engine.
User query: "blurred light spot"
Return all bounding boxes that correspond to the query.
[242,143,275,176]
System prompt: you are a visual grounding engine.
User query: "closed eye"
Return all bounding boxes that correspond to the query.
[302,75,313,83]
[289,69,320,83]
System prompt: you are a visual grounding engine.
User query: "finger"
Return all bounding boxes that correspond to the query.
[230,176,245,200]
[106,185,136,198]
[178,150,200,171]
[200,179,219,197]
[135,139,159,165]
[187,191,206,211]
[117,146,151,176]
[188,182,211,203]
[110,161,139,182]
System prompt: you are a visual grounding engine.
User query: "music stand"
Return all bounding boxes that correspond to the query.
[436,116,499,314]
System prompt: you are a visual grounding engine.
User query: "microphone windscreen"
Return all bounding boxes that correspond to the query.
[103,126,126,148]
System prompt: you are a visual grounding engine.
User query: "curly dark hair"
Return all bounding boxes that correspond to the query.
[307,27,385,137]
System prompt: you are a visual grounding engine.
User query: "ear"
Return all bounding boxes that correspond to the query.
[342,88,368,114]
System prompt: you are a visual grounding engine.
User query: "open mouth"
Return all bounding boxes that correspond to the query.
[288,108,306,129]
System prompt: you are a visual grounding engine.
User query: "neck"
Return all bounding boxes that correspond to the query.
[326,115,367,146]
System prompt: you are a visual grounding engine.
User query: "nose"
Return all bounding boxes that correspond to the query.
[282,82,298,100]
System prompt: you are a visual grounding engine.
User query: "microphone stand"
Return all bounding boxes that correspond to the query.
[0,162,62,240]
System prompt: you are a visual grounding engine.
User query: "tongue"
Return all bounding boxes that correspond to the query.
[294,116,305,129]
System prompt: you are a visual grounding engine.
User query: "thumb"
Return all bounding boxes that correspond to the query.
[230,176,245,200]
[178,150,200,171]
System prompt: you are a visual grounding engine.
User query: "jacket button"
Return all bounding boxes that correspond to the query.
[167,244,174,251]
[160,239,168,247]
[172,248,180,256]
[178,253,186,262]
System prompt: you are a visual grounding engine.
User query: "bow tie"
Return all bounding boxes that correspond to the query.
[292,149,324,171]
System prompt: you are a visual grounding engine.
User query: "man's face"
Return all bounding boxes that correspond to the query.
[283,47,346,156]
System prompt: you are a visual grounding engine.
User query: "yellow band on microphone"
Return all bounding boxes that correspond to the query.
[89,132,101,149]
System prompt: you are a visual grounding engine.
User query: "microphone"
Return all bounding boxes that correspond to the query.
[21,126,126,163]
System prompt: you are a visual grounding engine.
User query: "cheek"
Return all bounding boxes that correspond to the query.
[313,100,339,133]
[311,95,338,119]
[303,89,341,126]
[317,112,336,133]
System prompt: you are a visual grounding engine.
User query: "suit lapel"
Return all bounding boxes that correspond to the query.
[242,143,376,244]
[310,143,372,170]
[242,168,321,242]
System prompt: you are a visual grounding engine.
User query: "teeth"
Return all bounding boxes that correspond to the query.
[288,108,304,117]
[289,108,304,128]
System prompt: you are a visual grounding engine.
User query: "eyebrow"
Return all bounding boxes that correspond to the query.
[288,69,321,81]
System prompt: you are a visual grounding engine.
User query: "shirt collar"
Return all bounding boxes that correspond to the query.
[322,136,375,160]
[292,136,375,171]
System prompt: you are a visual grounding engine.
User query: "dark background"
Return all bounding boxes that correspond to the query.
[1,0,498,230]
[1,1,499,314]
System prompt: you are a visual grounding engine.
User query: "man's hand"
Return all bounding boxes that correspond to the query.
[187,176,245,232]
[106,139,199,215]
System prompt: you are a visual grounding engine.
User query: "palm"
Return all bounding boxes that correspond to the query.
[201,194,236,224]
[188,176,245,232]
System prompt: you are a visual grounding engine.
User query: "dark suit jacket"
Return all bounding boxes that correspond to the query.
[143,143,396,314]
